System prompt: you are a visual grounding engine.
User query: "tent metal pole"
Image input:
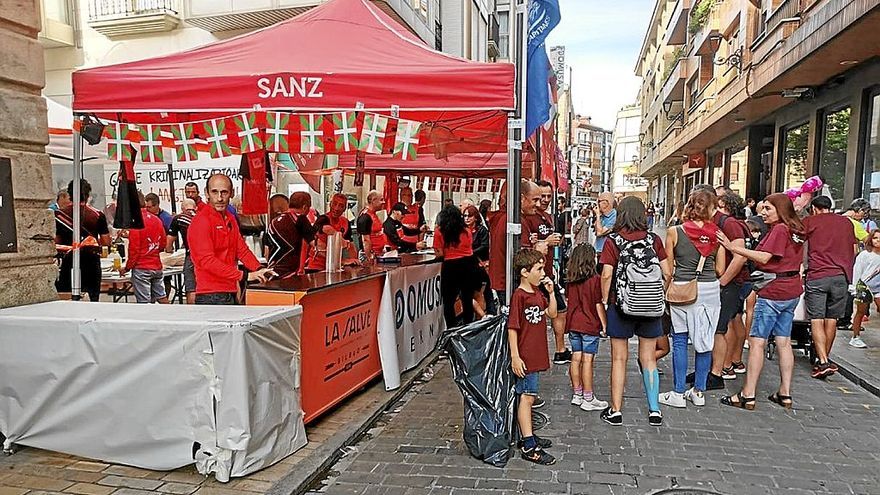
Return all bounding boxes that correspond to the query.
[167,163,177,215]
[505,0,528,305]
[72,125,83,300]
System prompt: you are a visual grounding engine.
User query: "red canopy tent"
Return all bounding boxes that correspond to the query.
[72,0,514,161]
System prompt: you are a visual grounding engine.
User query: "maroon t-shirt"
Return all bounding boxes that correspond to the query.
[599,229,667,304]
[714,211,750,284]
[508,287,550,373]
[802,213,857,282]
[487,210,507,291]
[520,211,556,279]
[565,275,603,336]
[755,223,805,300]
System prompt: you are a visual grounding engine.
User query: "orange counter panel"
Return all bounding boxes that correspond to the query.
[248,276,384,423]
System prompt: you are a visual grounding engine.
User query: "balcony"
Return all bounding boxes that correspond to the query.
[660,55,690,106]
[185,0,313,32]
[689,0,720,56]
[663,0,692,46]
[87,0,181,38]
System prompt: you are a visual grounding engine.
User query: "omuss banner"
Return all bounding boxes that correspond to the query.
[377,262,446,390]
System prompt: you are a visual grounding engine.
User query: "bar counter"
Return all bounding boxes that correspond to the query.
[246,252,440,422]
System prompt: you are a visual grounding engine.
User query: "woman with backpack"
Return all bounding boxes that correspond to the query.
[599,197,671,427]
[716,193,805,410]
[659,189,727,408]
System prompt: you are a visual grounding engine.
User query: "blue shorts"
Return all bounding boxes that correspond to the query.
[606,304,663,339]
[750,297,799,339]
[569,332,600,354]
[514,372,540,396]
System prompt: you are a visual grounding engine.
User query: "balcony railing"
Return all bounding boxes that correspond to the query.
[767,0,800,32]
[88,0,179,21]
[87,0,181,37]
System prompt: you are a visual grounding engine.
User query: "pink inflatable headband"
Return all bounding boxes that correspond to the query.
[785,176,823,200]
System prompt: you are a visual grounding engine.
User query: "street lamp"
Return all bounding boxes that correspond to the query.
[708,33,743,72]
[662,100,673,115]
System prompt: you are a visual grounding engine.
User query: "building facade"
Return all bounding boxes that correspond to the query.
[1,4,57,307]
[611,103,647,200]
[573,117,612,201]
[635,0,880,216]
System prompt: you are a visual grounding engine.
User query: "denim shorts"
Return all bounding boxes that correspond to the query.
[514,372,540,396]
[568,332,600,354]
[131,268,166,303]
[750,297,799,339]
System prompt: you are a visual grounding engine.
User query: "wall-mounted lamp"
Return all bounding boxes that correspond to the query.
[638,132,646,141]
[708,33,743,72]
[662,100,673,115]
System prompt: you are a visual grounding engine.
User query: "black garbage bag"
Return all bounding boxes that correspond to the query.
[442,314,515,467]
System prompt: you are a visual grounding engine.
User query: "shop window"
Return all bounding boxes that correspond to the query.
[818,106,850,209]
[862,91,880,207]
[727,147,747,197]
[780,122,809,193]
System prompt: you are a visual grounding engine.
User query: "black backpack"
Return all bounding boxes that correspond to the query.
[610,232,665,318]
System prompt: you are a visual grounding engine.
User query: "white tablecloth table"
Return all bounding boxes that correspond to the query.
[0,301,305,481]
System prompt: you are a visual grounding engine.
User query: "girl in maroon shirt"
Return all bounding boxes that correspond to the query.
[717,193,805,410]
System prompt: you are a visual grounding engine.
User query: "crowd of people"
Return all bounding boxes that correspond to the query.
[53,172,878,466]
[506,178,879,466]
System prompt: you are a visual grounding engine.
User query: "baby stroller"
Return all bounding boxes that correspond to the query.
[766,293,815,362]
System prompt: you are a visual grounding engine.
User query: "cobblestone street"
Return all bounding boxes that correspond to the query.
[312,338,880,495]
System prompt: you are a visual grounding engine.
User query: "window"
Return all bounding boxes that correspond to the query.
[818,107,851,208]
[577,149,588,162]
[498,11,509,59]
[780,122,810,193]
[578,131,588,144]
[862,91,880,207]
[727,147,747,196]
[614,142,638,162]
[411,0,428,19]
[44,0,70,23]
[625,117,640,136]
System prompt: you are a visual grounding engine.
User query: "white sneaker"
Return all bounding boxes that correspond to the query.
[580,397,608,411]
[571,393,583,406]
[659,391,686,408]
[683,387,706,406]
[850,336,868,348]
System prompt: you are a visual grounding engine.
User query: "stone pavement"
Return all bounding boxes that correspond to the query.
[0,363,432,495]
[311,337,880,495]
[833,322,880,398]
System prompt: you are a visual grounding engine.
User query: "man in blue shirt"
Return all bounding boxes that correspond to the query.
[145,193,173,233]
[593,192,616,263]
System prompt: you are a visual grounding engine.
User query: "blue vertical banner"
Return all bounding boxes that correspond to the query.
[525,0,561,140]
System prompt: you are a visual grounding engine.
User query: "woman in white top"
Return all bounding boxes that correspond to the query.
[850,229,880,348]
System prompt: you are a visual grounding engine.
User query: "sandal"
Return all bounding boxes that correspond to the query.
[768,392,793,409]
[720,391,756,410]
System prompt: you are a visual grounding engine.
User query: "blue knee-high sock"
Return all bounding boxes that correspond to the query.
[642,368,660,412]
[694,351,712,391]
[672,332,689,394]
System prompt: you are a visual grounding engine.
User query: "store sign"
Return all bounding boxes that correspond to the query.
[0,157,17,253]
[377,263,446,390]
[256,76,324,99]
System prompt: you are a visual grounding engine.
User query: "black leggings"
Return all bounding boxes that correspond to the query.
[441,256,481,328]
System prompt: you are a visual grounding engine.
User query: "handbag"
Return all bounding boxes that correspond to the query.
[666,256,705,306]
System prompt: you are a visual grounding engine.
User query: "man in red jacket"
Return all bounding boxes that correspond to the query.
[188,174,275,305]
[120,195,168,303]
